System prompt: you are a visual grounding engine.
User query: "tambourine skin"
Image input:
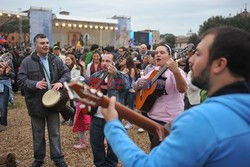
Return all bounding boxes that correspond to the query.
[42,90,61,108]
[42,89,74,121]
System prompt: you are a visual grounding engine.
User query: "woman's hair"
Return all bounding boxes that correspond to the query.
[131,51,138,57]
[126,56,138,78]
[92,50,102,62]
[66,54,77,68]
[146,51,155,58]
[93,50,101,56]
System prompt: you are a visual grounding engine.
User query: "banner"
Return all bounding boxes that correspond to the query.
[29,7,53,48]
[115,17,131,47]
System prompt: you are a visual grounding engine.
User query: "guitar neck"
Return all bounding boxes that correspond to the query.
[95,72,108,88]
[100,96,168,141]
[66,82,168,141]
[152,64,168,83]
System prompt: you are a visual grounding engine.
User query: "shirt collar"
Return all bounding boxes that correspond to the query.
[38,53,49,61]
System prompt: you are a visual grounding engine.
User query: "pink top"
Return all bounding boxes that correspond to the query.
[143,67,187,123]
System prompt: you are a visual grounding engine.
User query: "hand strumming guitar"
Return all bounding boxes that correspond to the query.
[101,96,119,122]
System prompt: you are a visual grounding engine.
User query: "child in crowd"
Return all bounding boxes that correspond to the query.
[73,102,91,150]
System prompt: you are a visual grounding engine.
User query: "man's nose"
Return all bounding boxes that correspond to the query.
[189,54,194,64]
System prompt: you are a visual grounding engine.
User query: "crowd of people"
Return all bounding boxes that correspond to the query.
[0,26,249,167]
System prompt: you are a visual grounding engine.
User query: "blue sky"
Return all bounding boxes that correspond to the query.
[0,0,248,36]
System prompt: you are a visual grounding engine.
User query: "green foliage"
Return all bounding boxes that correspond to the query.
[225,15,250,31]
[188,33,199,47]
[21,20,30,34]
[199,14,250,35]
[199,16,225,35]
[0,19,29,39]
[164,34,176,48]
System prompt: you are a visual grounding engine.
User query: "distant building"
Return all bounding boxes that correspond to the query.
[143,29,160,45]
[186,29,195,37]
[52,13,118,47]
[239,6,250,17]
[175,29,196,49]
[175,36,189,49]
[0,8,122,48]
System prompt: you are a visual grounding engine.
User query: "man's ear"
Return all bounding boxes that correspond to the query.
[212,57,228,74]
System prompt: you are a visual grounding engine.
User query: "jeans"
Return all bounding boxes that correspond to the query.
[147,116,166,150]
[31,112,64,163]
[0,85,9,126]
[127,91,136,110]
[90,116,118,167]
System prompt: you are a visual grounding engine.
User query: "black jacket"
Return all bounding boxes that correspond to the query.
[18,51,70,117]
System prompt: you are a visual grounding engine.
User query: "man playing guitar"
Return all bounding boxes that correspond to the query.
[135,44,187,149]
[88,53,129,167]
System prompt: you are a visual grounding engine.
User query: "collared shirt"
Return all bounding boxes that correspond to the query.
[39,53,51,89]
[39,54,50,76]
[142,66,187,123]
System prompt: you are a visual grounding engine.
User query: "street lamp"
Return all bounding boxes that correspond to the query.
[18,8,22,48]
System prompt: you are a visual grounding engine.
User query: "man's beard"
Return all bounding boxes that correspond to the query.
[191,64,211,90]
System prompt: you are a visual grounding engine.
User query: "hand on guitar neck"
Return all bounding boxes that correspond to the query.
[0,62,11,75]
[64,81,169,142]
[101,96,119,121]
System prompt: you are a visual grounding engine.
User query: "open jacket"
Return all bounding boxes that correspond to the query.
[18,51,70,117]
[87,70,130,105]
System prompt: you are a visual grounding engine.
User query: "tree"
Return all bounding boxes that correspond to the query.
[164,34,176,48]
[0,21,17,39]
[225,14,250,32]
[0,19,30,45]
[199,16,225,35]
[188,33,199,47]
[21,20,30,45]
[199,12,250,35]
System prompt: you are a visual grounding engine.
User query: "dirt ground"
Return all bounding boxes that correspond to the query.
[0,93,150,167]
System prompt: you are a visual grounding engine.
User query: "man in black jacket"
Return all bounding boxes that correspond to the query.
[18,34,70,167]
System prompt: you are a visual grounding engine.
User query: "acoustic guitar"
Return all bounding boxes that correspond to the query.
[135,63,168,112]
[0,52,13,75]
[87,51,129,115]
[64,81,168,142]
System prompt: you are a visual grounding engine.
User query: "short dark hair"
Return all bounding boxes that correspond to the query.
[33,34,47,44]
[202,26,250,81]
[119,46,127,52]
[146,51,155,58]
[157,42,172,55]
[90,44,99,51]
[104,53,116,62]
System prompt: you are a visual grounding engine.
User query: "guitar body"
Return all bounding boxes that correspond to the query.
[138,88,165,112]
[135,70,166,112]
